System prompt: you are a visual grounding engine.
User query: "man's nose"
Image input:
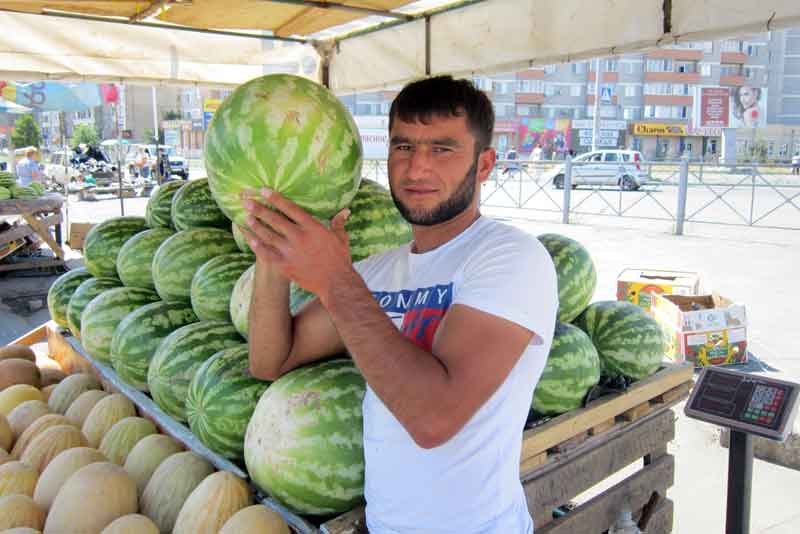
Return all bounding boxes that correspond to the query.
[406,147,432,179]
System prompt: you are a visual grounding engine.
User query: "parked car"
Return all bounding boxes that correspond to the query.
[547,150,649,190]
[44,151,81,184]
[143,145,189,179]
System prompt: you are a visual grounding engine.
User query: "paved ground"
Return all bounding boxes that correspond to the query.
[2,191,799,533]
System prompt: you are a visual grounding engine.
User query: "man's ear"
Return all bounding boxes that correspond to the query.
[476,147,496,184]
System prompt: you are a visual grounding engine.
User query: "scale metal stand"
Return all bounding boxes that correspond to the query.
[685,367,800,534]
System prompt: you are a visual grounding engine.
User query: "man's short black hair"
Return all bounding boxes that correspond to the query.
[388,75,495,153]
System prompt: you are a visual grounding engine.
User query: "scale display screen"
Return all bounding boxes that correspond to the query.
[685,367,800,441]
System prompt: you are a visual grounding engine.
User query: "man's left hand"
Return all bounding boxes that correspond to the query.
[242,188,352,302]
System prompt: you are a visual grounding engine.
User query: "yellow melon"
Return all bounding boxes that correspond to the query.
[10,415,72,460]
[44,462,137,534]
[47,374,101,415]
[37,368,66,388]
[173,471,252,534]
[34,447,106,513]
[0,495,44,531]
[20,425,87,474]
[39,386,56,403]
[0,387,43,418]
[122,434,182,498]
[64,390,108,427]
[7,401,50,441]
[0,527,42,533]
[220,504,291,534]
[98,417,156,466]
[81,394,136,448]
[141,451,214,533]
[0,360,40,391]
[0,417,11,452]
[0,462,38,498]
[0,449,9,466]
[0,346,35,363]
[99,514,159,534]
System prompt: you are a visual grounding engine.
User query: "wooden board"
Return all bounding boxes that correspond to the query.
[0,258,66,273]
[0,193,64,215]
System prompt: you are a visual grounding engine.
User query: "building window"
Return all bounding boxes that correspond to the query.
[622,62,641,75]
[602,59,618,72]
[744,67,756,80]
[644,83,669,95]
[644,105,655,118]
[722,40,744,53]
[518,79,544,93]
[700,63,712,77]
[570,62,587,74]
[646,59,672,72]
[720,64,742,77]
[570,85,582,97]
[623,107,641,120]
[675,61,696,73]
[517,104,542,117]
[672,84,689,96]
[625,85,638,97]
[746,44,757,57]
[544,65,557,75]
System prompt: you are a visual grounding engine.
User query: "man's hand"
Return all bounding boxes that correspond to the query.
[242,188,352,304]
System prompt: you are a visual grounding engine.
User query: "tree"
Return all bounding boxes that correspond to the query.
[71,123,100,148]
[11,113,42,149]
[143,128,164,144]
[163,110,182,121]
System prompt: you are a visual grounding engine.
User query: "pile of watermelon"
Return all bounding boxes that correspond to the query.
[0,171,46,199]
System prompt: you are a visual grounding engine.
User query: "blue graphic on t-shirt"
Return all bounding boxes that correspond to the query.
[372,283,453,351]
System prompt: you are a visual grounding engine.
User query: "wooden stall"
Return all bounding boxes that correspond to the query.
[0,193,66,272]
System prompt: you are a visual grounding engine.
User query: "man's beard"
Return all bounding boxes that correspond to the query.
[390,157,479,226]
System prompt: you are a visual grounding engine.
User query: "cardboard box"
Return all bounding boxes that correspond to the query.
[652,293,748,367]
[616,269,701,312]
[67,222,94,251]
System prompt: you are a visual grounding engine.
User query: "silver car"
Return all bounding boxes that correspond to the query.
[549,150,649,191]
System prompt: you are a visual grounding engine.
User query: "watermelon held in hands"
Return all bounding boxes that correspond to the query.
[537,233,597,323]
[232,223,254,256]
[171,178,230,231]
[47,268,93,329]
[190,254,253,322]
[83,217,148,278]
[145,180,183,229]
[186,344,270,459]
[245,358,366,515]
[204,74,363,226]
[116,227,175,290]
[66,277,123,339]
[574,300,666,381]
[532,322,601,415]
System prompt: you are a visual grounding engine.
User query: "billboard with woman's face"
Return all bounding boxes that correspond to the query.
[731,85,767,128]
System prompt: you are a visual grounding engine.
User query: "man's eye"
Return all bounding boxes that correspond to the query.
[433,146,452,153]
[393,145,412,151]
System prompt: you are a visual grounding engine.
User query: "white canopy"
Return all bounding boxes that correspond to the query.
[0,1,799,92]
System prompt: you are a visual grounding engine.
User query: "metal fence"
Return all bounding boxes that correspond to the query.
[363,158,800,234]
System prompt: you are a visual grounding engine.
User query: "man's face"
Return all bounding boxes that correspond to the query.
[387,114,494,226]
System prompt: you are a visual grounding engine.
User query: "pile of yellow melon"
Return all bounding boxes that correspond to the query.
[0,344,290,534]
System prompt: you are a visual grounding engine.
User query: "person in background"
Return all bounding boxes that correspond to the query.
[158,148,171,181]
[16,148,42,186]
[792,151,800,175]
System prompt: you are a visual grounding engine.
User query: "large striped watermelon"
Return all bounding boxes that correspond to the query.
[47,268,93,329]
[229,264,255,339]
[190,253,253,322]
[186,344,270,459]
[204,74,363,226]
[245,358,366,515]
[232,223,254,256]
[147,321,243,422]
[532,322,601,415]
[145,180,183,228]
[83,217,148,278]
[574,301,666,381]
[80,287,160,362]
[116,227,175,290]
[66,277,123,338]
[110,301,198,391]
[152,228,239,303]
[345,179,412,262]
[171,178,230,231]
[538,233,597,323]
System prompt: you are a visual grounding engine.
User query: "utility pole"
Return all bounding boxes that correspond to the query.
[592,58,602,152]
[152,86,161,184]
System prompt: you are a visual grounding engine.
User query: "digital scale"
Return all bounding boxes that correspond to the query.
[685,367,800,534]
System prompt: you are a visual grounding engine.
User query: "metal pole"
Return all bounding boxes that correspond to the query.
[562,156,573,224]
[115,100,124,216]
[592,58,602,152]
[725,430,753,534]
[152,86,161,184]
[675,158,689,235]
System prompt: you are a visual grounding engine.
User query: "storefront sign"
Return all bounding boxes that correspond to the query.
[203,98,222,130]
[577,129,620,147]
[633,123,687,136]
[572,119,627,130]
[700,87,730,128]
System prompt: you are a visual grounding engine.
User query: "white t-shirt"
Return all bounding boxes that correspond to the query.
[354,216,558,534]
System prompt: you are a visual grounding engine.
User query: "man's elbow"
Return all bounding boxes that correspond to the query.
[248,349,283,381]
[409,416,460,450]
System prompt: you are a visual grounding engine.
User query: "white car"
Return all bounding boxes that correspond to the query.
[44,151,81,185]
[549,150,649,191]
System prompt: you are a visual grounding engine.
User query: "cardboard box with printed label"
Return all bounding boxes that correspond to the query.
[67,222,94,251]
[652,293,748,367]
[616,269,701,313]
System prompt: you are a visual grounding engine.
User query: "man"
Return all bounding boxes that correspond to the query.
[792,151,800,175]
[16,148,42,186]
[244,76,558,533]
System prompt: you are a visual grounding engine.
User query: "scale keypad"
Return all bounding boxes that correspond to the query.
[744,384,784,426]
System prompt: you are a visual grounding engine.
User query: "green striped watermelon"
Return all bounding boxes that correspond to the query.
[110,301,198,391]
[532,322,600,415]
[538,233,597,323]
[229,264,255,339]
[67,277,123,338]
[145,180,183,228]
[152,228,240,303]
[47,268,93,329]
[116,227,175,290]
[345,179,412,262]
[574,301,666,381]
[190,253,253,322]
[148,321,243,422]
[171,178,230,231]
[245,358,366,515]
[186,344,270,459]
[80,287,160,362]
[84,216,149,278]
[290,284,315,316]
[232,223,254,256]
[0,186,11,200]
[204,74,363,226]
